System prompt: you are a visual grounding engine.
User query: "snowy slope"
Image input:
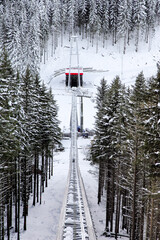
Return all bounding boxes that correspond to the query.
[40,27,160,130]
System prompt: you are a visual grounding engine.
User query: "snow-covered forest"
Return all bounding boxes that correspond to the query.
[91,72,160,239]
[0,0,160,240]
[0,49,62,239]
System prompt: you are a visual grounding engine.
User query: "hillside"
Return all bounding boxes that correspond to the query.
[40,27,160,130]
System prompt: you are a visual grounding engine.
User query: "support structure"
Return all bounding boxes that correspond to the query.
[80,96,83,133]
[68,36,80,88]
[56,88,97,240]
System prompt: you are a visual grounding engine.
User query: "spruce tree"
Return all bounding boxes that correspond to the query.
[128,72,148,240]
[144,66,160,239]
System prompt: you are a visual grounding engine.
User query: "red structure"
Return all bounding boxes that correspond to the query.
[65,67,83,87]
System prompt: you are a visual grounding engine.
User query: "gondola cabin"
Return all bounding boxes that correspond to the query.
[65,67,83,87]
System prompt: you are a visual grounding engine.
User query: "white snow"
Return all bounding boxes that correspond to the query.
[63,226,73,240]
[65,218,75,224]
[11,28,160,240]
[67,194,74,204]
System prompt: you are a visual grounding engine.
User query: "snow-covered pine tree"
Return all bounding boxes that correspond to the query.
[20,67,35,230]
[132,0,147,52]
[155,0,160,23]
[60,0,69,37]
[117,0,132,53]
[101,0,110,48]
[0,48,19,239]
[109,0,120,45]
[89,0,102,52]
[77,0,90,39]
[92,78,109,204]
[144,66,160,239]
[37,82,61,191]
[67,0,76,38]
[109,78,127,237]
[104,76,127,234]
[26,2,41,74]
[128,72,148,240]
[92,76,129,235]
[145,0,156,50]
[50,0,61,55]
[39,0,50,63]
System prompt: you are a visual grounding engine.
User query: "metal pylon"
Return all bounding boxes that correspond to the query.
[68,36,81,88]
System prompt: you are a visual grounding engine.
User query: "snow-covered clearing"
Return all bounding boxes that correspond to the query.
[11,28,160,239]
[41,28,160,131]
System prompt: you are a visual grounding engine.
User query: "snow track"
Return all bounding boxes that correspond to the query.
[56,89,97,240]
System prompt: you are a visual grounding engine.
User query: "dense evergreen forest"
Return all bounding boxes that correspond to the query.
[0,48,61,240]
[90,71,160,239]
[0,0,160,239]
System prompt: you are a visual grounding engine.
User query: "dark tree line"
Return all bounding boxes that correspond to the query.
[0,49,61,240]
[0,0,160,72]
[90,68,160,239]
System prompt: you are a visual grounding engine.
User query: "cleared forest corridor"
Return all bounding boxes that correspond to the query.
[56,90,97,240]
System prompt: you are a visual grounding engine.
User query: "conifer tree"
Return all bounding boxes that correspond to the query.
[93,78,109,204]
[0,48,19,239]
[127,72,148,240]
[117,0,132,53]
[145,0,156,46]
[144,66,160,239]
[132,0,147,51]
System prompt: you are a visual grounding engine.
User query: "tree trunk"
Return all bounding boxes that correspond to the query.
[140,172,145,240]
[131,154,138,240]
[115,189,121,238]
[51,148,53,176]
[49,155,51,180]
[61,24,64,47]
[36,152,39,203]
[2,208,4,240]
[51,31,54,57]
[98,160,102,204]
[123,32,127,54]
[23,156,27,231]
[96,32,99,54]
[110,166,115,232]
[106,162,111,232]
[135,25,140,52]
[149,198,154,239]
[40,165,43,205]
[17,157,20,240]
[42,146,45,193]
[45,145,49,188]
[7,203,10,240]
[33,152,37,206]
[15,159,18,233]
[145,197,151,240]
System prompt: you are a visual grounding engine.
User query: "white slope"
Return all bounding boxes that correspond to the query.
[40,28,160,130]
[11,29,160,240]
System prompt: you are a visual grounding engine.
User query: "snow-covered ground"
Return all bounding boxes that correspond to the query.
[40,28,160,131]
[11,29,160,240]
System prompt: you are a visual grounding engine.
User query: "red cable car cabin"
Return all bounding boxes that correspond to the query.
[65,67,83,87]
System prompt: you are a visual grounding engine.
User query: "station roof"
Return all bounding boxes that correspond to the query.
[65,67,83,75]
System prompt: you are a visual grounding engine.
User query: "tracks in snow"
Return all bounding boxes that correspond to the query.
[56,90,97,240]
